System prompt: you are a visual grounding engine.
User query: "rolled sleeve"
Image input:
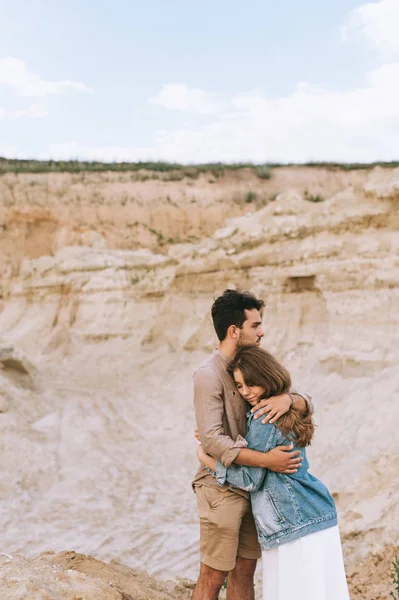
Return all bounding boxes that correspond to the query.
[220,445,241,468]
[220,434,248,467]
[290,388,314,415]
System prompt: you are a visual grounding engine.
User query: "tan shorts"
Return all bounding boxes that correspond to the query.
[194,484,261,572]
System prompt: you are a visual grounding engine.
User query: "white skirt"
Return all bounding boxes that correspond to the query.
[262,526,350,600]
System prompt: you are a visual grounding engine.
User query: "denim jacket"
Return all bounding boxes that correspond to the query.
[215,410,337,550]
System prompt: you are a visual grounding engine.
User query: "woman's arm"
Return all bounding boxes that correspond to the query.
[196,444,217,471]
[197,414,279,492]
[250,390,313,424]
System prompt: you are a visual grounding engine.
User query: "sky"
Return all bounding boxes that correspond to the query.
[0,0,398,163]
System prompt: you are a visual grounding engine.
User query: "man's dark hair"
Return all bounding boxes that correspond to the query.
[211,289,264,341]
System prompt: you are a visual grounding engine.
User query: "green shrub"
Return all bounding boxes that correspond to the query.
[304,190,325,203]
[166,235,182,244]
[246,191,257,203]
[148,227,164,242]
[391,556,399,599]
[255,165,272,180]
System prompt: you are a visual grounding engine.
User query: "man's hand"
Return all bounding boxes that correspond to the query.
[251,393,291,424]
[194,427,201,442]
[263,445,302,474]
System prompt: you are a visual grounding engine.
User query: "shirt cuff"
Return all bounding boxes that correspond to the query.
[232,434,248,449]
[220,435,248,467]
[216,460,228,487]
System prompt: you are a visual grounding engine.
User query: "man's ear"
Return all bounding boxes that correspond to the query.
[228,324,239,339]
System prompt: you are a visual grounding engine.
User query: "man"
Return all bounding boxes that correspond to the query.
[192,289,313,600]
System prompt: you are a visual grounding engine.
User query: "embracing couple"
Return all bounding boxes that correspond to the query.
[192,289,350,600]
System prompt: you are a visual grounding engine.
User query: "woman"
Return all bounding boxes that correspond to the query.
[196,345,350,600]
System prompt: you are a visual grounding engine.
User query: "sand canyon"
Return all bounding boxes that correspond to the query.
[0,165,398,599]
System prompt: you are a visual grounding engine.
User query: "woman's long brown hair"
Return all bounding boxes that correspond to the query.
[229,346,314,447]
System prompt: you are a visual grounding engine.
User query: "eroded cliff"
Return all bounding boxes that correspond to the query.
[0,165,398,599]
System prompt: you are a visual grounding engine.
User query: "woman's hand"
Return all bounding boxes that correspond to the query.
[196,444,217,472]
[196,443,209,464]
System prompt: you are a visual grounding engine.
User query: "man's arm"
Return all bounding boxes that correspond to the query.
[194,369,302,472]
[235,391,307,472]
[234,445,301,473]
[198,419,284,491]
[251,390,313,424]
[194,367,241,467]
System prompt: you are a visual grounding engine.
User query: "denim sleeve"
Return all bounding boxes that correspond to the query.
[215,415,278,492]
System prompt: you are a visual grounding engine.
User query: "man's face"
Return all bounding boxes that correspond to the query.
[237,309,264,347]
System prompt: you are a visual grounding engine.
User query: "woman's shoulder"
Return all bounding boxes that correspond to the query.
[247,411,278,435]
[247,411,299,447]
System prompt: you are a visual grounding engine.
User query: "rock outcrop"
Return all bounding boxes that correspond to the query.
[0,552,193,600]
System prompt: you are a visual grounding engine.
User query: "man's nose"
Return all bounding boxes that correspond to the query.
[258,328,264,338]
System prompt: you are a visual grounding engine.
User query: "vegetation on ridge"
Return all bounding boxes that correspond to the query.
[1,157,399,177]
[0,158,262,177]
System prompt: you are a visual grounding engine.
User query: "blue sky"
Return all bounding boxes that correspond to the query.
[0,0,398,162]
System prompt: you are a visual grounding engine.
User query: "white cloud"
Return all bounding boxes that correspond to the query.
[149,83,226,115]
[44,57,399,164]
[342,0,399,57]
[0,104,48,119]
[0,57,92,97]
[140,1,399,163]
[148,70,399,162]
[46,58,399,163]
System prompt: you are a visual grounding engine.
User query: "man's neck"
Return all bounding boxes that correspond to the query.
[218,340,237,361]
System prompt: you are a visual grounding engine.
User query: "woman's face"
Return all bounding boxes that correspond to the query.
[233,368,266,406]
